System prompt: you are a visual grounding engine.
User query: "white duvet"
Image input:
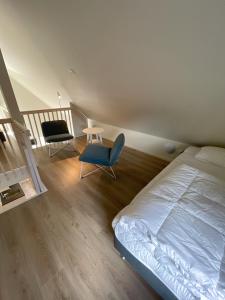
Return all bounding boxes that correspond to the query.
[113,164,225,300]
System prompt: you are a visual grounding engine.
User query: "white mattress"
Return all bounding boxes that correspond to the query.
[113,147,225,300]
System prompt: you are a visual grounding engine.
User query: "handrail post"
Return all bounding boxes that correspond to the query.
[22,131,43,193]
[12,121,46,194]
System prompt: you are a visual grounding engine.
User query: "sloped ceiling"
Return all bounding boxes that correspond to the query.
[1,0,225,145]
[0,0,71,108]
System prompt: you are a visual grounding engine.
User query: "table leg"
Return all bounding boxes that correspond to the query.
[98,133,103,143]
[87,134,92,144]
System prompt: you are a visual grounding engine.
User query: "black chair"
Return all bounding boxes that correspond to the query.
[41,120,75,157]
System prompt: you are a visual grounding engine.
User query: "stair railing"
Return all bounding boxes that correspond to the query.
[12,119,46,194]
[0,117,46,194]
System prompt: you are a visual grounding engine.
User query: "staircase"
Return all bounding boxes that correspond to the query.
[0,117,47,213]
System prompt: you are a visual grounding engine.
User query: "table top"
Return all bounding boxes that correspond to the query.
[82,127,104,134]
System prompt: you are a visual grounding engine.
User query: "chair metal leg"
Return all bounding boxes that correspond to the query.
[48,145,51,157]
[95,164,116,179]
[48,143,68,157]
[70,138,79,152]
[80,163,116,180]
[80,165,101,178]
[48,139,79,158]
[80,162,83,179]
[110,166,116,180]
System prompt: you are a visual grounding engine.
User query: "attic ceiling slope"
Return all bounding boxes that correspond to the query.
[5,0,225,145]
[0,0,71,109]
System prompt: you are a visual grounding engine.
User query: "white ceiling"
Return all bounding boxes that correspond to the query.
[1,0,225,145]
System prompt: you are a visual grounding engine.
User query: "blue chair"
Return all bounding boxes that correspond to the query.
[79,133,125,179]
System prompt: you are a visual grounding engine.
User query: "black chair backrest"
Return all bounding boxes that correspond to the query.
[110,133,125,165]
[41,120,69,138]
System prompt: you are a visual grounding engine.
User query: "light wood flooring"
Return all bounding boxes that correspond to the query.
[0,136,168,300]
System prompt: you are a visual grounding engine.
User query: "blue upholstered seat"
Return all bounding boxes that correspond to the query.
[79,144,111,165]
[79,134,125,179]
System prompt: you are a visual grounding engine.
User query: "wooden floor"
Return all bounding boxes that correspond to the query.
[0,137,168,300]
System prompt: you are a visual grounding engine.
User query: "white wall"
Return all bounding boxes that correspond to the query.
[10,77,49,111]
[0,0,71,109]
[0,89,7,118]
[0,90,5,107]
[0,75,49,115]
[90,120,187,161]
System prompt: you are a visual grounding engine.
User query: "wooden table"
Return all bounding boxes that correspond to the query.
[82,127,104,144]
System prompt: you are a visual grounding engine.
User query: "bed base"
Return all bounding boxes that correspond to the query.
[114,236,177,300]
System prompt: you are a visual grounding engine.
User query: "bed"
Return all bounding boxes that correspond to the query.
[112,146,225,300]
